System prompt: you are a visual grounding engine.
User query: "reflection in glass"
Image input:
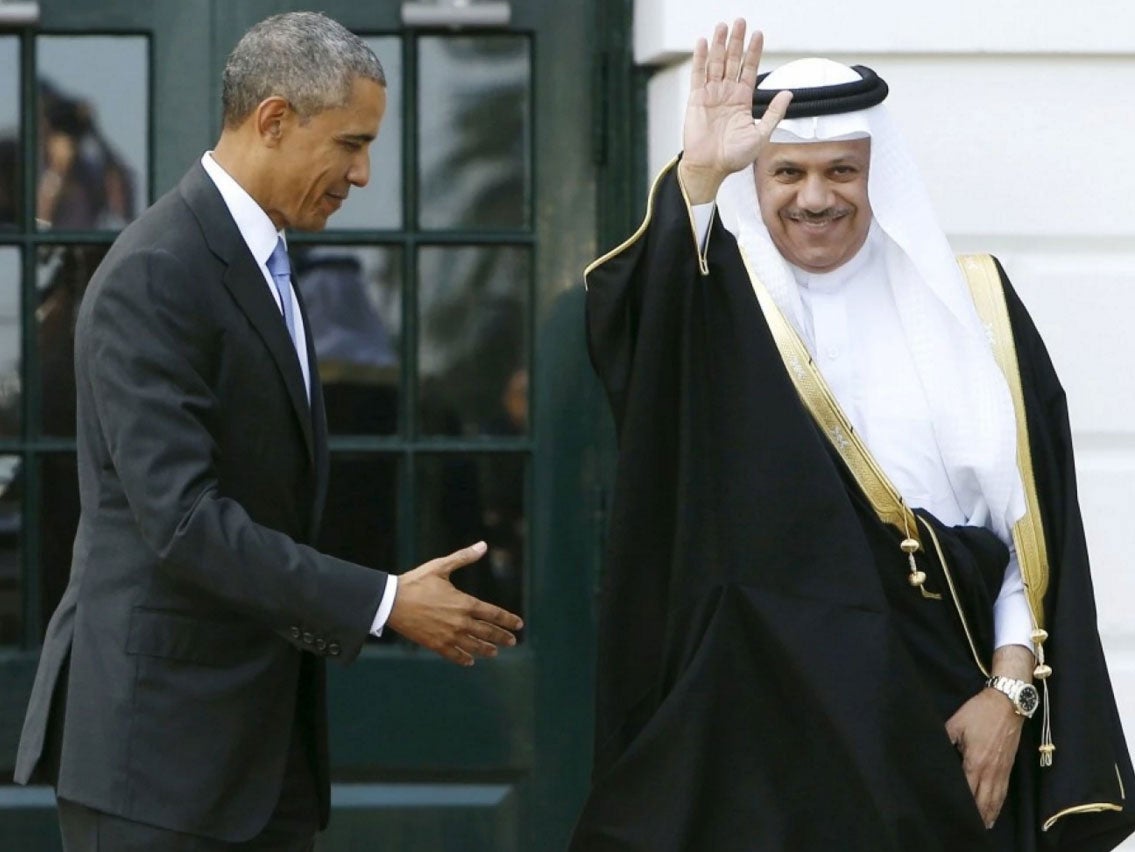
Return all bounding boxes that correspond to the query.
[36,36,149,230]
[0,38,19,227]
[418,246,529,437]
[37,244,110,437]
[330,37,402,230]
[418,36,530,230]
[0,248,20,438]
[417,453,526,625]
[0,454,22,646]
[294,245,401,435]
[38,453,78,637]
[317,453,398,584]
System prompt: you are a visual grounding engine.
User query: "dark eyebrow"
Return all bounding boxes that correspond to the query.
[338,133,376,144]
[766,157,801,171]
[766,154,864,171]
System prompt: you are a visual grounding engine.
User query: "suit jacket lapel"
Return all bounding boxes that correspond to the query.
[179,164,316,465]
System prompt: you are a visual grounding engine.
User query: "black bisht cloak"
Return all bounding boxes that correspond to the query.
[570,161,1135,852]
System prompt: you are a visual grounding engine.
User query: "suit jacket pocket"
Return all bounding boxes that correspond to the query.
[126,607,266,667]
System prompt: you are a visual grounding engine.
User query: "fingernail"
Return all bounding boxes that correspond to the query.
[472,541,487,554]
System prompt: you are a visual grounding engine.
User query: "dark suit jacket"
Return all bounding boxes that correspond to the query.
[14,163,389,842]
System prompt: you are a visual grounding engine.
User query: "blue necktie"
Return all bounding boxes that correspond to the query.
[266,237,298,348]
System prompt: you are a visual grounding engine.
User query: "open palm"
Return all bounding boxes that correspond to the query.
[682,20,791,178]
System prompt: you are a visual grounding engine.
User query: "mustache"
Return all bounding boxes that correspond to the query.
[783,207,853,223]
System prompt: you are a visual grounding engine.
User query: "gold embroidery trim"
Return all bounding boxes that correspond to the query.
[738,247,919,541]
[1042,764,1127,831]
[1042,803,1124,832]
[1044,766,1125,834]
[956,254,1049,629]
[584,156,710,285]
[738,247,990,676]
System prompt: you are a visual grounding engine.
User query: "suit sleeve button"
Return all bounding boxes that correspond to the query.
[290,626,301,639]
[328,642,341,656]
[302,632,314,645]
[315,638,327,651]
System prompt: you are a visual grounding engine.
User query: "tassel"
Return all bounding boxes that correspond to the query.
[1032,628,1055,767]
[901,507,926,588]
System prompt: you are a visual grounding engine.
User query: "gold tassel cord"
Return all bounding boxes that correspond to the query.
[1032,627,1054,767]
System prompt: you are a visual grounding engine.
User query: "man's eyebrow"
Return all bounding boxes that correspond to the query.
[765,156,799,170]
[338,132,376,144]
[766,154,864,169]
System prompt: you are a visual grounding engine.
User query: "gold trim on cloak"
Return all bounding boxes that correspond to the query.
[1043,761,1132,831]
[959,256,1129,819]
[584,158,709,287]
[957,255,1057,766]
[956,254,1049,628]
[737,246,992,679]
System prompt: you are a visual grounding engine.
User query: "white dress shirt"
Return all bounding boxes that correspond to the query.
[691,203,1031,650]
[200,153,397,636]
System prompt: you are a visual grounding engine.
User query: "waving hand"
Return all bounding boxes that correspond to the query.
[679,19,792,204]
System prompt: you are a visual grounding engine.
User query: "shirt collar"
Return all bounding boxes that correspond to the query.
[200,152,285,267]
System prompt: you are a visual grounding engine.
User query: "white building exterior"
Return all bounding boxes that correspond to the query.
[635,1,1135,839]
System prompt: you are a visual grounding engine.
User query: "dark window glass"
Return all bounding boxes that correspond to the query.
[0,37,19,228]
[0,247,20,439]
[294,245,401,435]
[317,454,399,577]
[417,246,529,437]
[36,36,149,230]
[0,454,22,646]
[417,453,526,626]
[38,452,78,636]
[330,37,402,231]
[37,244,109,437]
[417,36,530,230]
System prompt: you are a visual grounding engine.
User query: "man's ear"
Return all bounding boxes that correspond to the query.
[254,96,291,148]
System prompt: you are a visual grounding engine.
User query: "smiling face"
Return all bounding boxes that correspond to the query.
[265,76,386,231]
[754,138,872,273]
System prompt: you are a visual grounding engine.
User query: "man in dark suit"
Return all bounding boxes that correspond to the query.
[13,12,523,850]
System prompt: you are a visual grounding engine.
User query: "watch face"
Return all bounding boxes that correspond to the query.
[1018,684,1040,716]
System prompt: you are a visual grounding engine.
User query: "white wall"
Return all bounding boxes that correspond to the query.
[637,0,1135,839]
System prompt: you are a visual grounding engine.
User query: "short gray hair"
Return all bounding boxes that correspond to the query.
[222,11,385,127]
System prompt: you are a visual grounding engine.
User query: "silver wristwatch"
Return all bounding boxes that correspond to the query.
[985,675,1040,718]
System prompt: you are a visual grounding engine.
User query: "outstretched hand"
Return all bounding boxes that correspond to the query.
[679,18,792,203]
[386,541,523,666]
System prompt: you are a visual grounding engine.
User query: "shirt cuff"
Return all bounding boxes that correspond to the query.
[691,202,716,253]
[993,546,1034,651]
[369,574,398,637]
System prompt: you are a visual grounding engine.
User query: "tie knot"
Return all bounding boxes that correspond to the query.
[267,237,291,279]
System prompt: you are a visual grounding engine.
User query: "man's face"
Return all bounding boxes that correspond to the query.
[268,76,386,231]
[754,138,872,273]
